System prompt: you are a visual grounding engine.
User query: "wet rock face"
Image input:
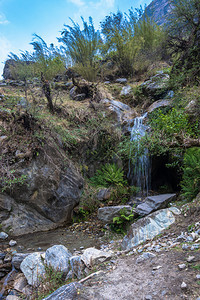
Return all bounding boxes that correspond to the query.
[98,205,133,224]
[1,157,83,236]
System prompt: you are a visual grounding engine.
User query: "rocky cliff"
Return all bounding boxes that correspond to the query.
[145,0,172,26]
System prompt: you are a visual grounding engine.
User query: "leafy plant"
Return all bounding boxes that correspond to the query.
[181,147,200,201]
[59,17,101,81]
[90,163,127,187]
[110,208,135,234]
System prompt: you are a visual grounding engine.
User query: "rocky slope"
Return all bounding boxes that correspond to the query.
[145,0,172,26]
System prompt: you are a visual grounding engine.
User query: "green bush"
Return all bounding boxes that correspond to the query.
[110,208,134,234]
[181,147,200,201]
[90,163,127,187]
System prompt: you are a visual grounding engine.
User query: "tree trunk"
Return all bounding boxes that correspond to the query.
[41,72,54,113]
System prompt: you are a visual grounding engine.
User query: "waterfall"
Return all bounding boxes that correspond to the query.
[128,112,151,197]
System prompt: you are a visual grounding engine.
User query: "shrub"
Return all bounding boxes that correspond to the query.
[110,208,135,234]
[181,147,200,201]
[90,163,127,187]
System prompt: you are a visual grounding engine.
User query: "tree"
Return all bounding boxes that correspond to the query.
[167,0,200,84]
[10,34,66,112]
[58,17,102,81]
[101,8,165,75]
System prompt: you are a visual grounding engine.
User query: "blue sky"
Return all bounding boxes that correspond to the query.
[0,0,152,78]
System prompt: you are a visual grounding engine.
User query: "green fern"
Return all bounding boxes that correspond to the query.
[181,147,200,200]
[90,163,127,187]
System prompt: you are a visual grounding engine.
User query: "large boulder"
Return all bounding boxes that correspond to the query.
[45,245,72,274]
[121,207,181,251]
[140,72,170,98]
[98,205,133,223]
[1,156,83,235]
[20,252,45,286]
[135,193,176,216]
[2,59,16,80]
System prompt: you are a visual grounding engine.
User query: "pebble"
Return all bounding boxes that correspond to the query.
[0,232,8,240]
[145,296,152,300]
[187,256,195,262]
[181,282,187,289]
[182,244,189,250]
[196,274,200,279]
[178,264,186,270]
[9,240,17,247]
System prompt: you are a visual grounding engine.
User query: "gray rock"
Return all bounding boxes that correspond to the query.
[140,73,170,98]
[196,274,200,279]
[20,252,45,286]
[121,207,181,250]
[0,135,8,142]
[182,244,189,250]
[12,253,30,270]
[81,247,112,268]
[0,232,8,239]
[178,264,186,270]
[115,78,127,84]
[135,194,176,216]
[45,245,72,274]
[43,282,81,300]
[181,282,187,289]
[9,240,17,247]
[96,188,111,201]
[187,256,195,263]
[145,296,152,300]
[98,205,133,223]
[6,296,20,300]
[120,85,131,96]
[74,93,86,101]
[186,236,194,242]
[1,163,83,236]
[136,252,156,263]
[69,86,77,99]
[69,256,84,279]
[147,99,171,113]
[13,274,27,292]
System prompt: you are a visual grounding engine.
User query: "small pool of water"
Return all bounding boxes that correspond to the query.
[8,227,101,253]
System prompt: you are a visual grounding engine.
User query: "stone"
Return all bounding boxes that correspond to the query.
[145,296,152,300]
[43,282,82,300]
[0,232,8,240]
[45,245,72,274]
[135,194,176,216]
[13,274,27,292]
[1,163,83,236]
[178,264,186,270]
[9,240,17,247]
[196,274,200,279]
[136,252,156,263]
[115,78,127,84]
[140,73,170,98]
[147,99,171,113]
[181,282,187,289]
[69,86,77,99]
[120,85,131,96]
[12,253,30,270]
[96,188,111,201]
[74,93,86,101]
[20,252,45,286]
[97,205,133,223]
[81,247,112,268]
[182,244,189,250]
[187,256,195,263]
[0,135,8,143]
[121,207,181,251]
[6,296,20,300]
[69,256,84,279]
[0,252,6,260]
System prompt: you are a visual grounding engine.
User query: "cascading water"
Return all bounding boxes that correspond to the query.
[128,112,151,197]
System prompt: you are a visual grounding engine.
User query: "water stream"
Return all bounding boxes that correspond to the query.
[128,113,151,196]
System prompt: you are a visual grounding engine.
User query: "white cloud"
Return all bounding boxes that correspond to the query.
[0,12,9,25]
[68,0,85,6]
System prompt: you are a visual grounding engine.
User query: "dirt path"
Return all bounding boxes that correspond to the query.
[79,249,200,300]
